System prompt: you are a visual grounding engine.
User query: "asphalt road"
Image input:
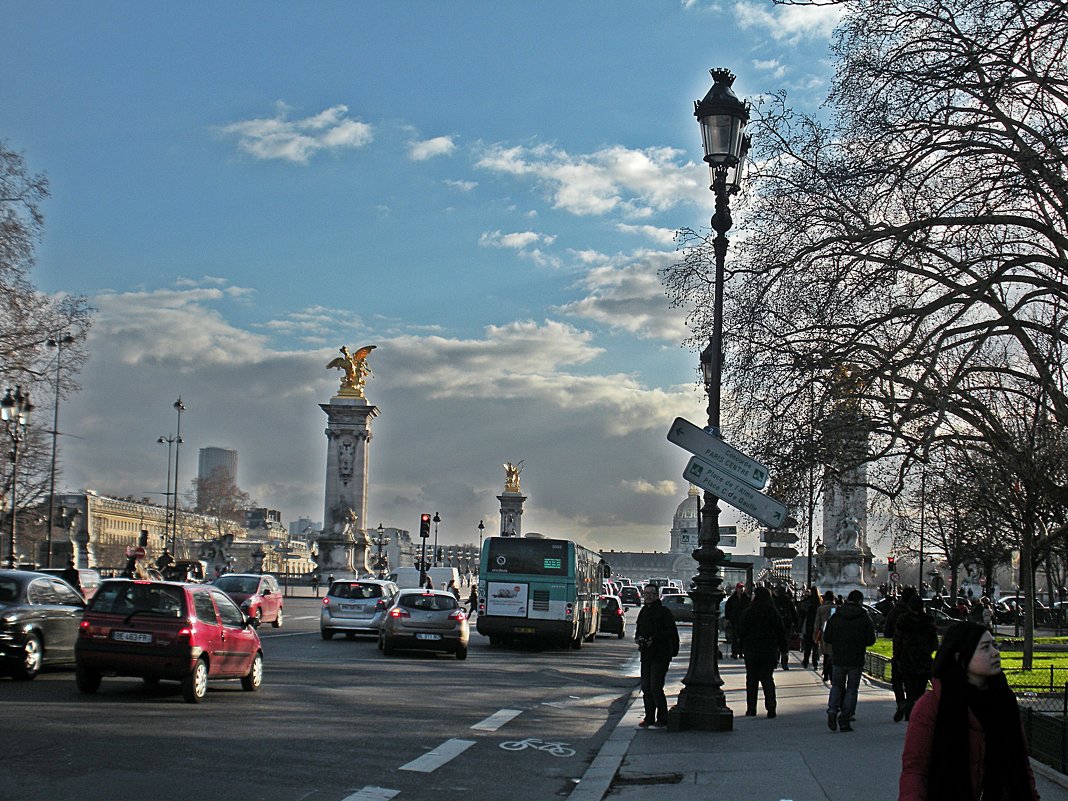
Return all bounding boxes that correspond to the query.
[0,596,642,801]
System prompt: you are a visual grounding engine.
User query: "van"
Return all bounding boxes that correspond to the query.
[388,567,461,591]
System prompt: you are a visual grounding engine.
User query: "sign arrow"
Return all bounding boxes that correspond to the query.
[667,417,768,490]
[683,455,789,528]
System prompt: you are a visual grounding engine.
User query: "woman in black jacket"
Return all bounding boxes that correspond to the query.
[893,594,939,721]
[737,586,787,718]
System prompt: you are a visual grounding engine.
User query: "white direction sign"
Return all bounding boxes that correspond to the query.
[684,455,789,528]
[667,417,768,490]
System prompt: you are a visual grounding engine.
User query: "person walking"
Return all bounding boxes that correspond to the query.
[466,584,479,617]
[899,621,1040,800]
[823,589,876,732]
[893,594,938,721]
[884,586,917,721]
[773,585,798,669]
[813,590,836,680]
[725,583,750,659]
[736,585,787,718]
[797,586,820,669]
[311,572,320,598]
[447,578,461,601]
[634,584,680,729]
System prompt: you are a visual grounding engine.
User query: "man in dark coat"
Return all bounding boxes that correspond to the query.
[773,585,799,669]
[823,589,876,732]
[737,585,787,717]
[796,586,820,669]
[634,584,680,729]
[883,585,916,721]
[724,583,750,659]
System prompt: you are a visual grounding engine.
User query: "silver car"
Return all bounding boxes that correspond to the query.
[320,579,399,640]
[378,589,470,660]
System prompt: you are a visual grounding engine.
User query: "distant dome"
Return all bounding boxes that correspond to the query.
[674,485,700,522]
[670,485,701,553]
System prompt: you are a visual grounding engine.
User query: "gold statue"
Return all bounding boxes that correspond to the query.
[503,460,524,493]
[327,345,377,398]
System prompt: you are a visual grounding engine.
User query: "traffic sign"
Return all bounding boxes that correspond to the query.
[760,530,799,544]
[125,545,146,559]
[667,417,768,490]
[683,455,789,528]
[762,546,799,558]
[891,571,901,582]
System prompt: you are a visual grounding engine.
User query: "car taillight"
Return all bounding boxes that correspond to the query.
[176,626,194,644]
[448,609,466,622]
[389,608,410,619]
[78,619,91,638]
[322,597,330,607]
[616,608,624,617]
[565,603,574,618]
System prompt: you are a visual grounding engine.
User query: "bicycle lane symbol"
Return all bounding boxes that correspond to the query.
[498,737,576,758]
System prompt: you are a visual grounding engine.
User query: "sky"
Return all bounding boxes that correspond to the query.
[1,1,846,556]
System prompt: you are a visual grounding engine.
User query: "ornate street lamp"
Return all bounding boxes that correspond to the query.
[372,522,390,579]
[2,386,33,569]
[157,433,180,551]
[432,512,441,567]
[170,397,185,553]
[668,68,749,732]
[45,333,75,567]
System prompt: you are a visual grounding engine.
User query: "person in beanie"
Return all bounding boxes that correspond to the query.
[737,585,787,718]
[725,582,750,659]
[797,586,820,669]
[899,621,1039,800]
[823,589,876,732]
[893,594,939,721]
[884,585,917,722]
[634,584,680,729]
[813,589,836,679]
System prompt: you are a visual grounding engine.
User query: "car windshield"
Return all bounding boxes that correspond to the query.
[399,593,457,611]
[0,578,19,603]
[214,576,260,594]
[90,582,184,617]
[332,583,382,599]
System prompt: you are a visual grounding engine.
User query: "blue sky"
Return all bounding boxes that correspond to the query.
[2,1,844,554]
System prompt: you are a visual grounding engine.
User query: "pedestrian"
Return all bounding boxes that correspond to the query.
[725,583,750,659]
[823,589,876,732]
[893,594,939,722]
[773,585,798,669]
[980,597,993,631]
[311,572,320,598]
[813,589,836,680]
[466,584,479,617]
[423,574,434,590]
[797,586,820,669]
[60,559,82,594]
[634,584,680,729]
[899,621,1040,800]
[736,585,787,718]
[327,574,335,591]
[884,585,917,722]
[447,578,461,600]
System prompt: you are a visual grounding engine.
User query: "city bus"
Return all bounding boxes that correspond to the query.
[476,536,603,648]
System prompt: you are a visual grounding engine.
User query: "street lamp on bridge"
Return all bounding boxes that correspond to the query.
[2,386,33,569]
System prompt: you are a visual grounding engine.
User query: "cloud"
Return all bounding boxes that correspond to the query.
[732,0,844,42]
[622,478,679,496]
[478,230,556,250]
[219,103,373,164]
[752,58,787,79]
[444,179,477,192]
[408,135,457,161]
[616,223,679,246]
[474,142,706,218]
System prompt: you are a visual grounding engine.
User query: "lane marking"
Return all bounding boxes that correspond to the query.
[399,738,476,773]
[340,788,401,801]
[471,708,522,731]
[543,693,621,708]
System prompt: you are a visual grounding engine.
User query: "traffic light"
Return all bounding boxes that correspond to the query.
[420,513,431,538]
[888,556,896,574]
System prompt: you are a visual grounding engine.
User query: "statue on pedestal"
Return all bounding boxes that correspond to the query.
[327,345,377,398]
[503,461,524,493]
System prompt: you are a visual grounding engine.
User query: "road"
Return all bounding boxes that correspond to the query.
[0,596,642,801]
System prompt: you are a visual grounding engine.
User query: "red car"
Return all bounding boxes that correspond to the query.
[212,573,284,627]
[75,579,263,703]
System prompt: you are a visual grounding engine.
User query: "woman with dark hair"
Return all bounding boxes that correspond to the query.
[736,585,787,718]
[899,621,1039,800]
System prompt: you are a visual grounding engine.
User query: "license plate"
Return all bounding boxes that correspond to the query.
[341,604,359,611]
[112,631,152,643]
[415,633,441,641]
[514,627,536,634]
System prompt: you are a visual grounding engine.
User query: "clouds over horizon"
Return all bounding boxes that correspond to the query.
[219,103,374,164]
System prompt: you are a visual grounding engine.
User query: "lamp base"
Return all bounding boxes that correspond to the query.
[666,686,734,732]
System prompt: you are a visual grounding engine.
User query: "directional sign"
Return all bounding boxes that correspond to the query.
[719,535,737,548]
[667,417,768,490]
[760,531,799,544]
[762,546,799,559]
[683,455,789,528]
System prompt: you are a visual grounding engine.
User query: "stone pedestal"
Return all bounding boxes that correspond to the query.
[818,410,874,597]
[318,395,379,578]
[497,492,526,537]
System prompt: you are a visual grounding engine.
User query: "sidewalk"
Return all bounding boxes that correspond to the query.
[570,644,1068,801]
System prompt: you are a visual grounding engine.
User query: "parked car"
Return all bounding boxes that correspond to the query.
[928,606,958,634]
[619,585,642,607]
[212,573,284,628]
[598,594,627,639]
[38,567,101,600]
[378,589,469,659]
[862,603,886,630]
[994,596,1051,625]
[75,578,263,703]
[321,578,399,640]
[0,569,86,679]
[659,585,682,599]
[662,593,695,623]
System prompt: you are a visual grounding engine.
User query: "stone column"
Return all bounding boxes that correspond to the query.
[317,395,379,578]
[818,410,874,596]
[497,492,526,538]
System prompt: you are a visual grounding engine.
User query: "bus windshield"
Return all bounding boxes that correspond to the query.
[485,538,570,577]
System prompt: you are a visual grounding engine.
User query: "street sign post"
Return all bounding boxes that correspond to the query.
[762,546,799,559]
[760,530,799,544]
[683,455,789,528]
[667,417,768,490]
[125,545,146,560]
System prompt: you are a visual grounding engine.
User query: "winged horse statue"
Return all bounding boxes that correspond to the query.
[327,345,377,398]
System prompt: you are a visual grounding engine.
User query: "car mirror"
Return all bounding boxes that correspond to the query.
[262,588,272,596]
[246,613,261,628]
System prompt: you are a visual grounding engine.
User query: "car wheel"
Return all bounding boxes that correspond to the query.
[455,645,468,660]
[617,630,625,640]
[183,657,209,703]
[13,633,42,680]
[241,652,263,691]
[75,665,101,694]
[381,636,395,656]
[271,609,283,628]
[321,628,334,640]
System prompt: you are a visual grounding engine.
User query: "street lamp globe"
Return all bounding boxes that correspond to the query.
[694,68,750,174]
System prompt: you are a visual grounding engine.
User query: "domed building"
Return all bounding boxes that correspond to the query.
[670,485,701,553]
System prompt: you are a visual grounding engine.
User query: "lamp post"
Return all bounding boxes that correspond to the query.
[170,397,185,553]
[372,523,390,579]
[44,333,75,567]
[2,387,33,569]
[668,68,749,732]
[157,433,179,552]
[432,512,441,567]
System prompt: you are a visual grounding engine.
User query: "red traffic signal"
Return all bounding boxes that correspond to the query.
[420,513,431,538]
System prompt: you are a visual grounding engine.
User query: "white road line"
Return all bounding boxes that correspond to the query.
[398,738,476,773]
[543,693,621,708]
[471,708,522,731]
[340,787,401,801]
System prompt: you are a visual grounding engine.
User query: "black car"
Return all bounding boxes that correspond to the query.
[0,569,86,679]
[598,595,627,638]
